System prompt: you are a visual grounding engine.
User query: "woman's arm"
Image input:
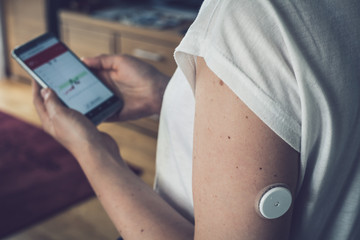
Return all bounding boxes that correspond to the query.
[74,132,195,240]
[33,83,194,240]
[192,57,300,239]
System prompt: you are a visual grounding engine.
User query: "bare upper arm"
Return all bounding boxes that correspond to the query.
[192,57,300,240]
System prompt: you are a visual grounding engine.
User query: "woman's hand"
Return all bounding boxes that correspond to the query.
[83,54,170,122]
[32,81,120,160]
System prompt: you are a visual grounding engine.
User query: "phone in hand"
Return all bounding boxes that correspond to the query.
[12,32,123,125]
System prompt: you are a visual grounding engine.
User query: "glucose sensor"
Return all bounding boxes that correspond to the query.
[256,184,292,219]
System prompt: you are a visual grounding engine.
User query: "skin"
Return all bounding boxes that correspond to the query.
[83,54,170,121]
[32,54,299,239]
[193,57,299,239]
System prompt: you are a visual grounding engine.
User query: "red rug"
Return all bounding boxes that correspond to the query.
[0,112,140,238]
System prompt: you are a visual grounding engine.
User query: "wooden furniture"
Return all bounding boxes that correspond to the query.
[2,0,47,80]
[59,10,184,76]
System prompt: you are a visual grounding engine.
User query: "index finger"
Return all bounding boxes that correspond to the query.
[31,79,50,125]
[82,54,118,71]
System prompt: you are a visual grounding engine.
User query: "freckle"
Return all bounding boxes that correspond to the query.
[228,136,231,139]
[141,229,144,233]
[259,167,263,170]
[245,116,249,119]
[236,166,239,169]
[219,80,224,86]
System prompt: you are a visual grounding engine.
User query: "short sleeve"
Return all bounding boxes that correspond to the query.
[175,0,301,152]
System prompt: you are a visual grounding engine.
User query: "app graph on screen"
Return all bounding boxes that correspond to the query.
[21,39,113,114]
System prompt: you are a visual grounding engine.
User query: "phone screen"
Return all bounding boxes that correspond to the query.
[17,37,114,115]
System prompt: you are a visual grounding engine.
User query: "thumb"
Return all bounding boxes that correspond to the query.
[41,88,67,119]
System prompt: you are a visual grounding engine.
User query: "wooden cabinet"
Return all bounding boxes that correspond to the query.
[119,36,177,76]
[2,0,47,80]
[59,10,183,77]
[61,25,115,57]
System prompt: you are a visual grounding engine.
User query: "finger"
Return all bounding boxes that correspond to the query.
[40,88,67,120]
[32,79,42,105]
[82,54,118,70]
[31,80,50,124]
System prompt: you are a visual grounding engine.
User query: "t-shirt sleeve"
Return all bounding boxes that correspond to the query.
[175,0,301,152]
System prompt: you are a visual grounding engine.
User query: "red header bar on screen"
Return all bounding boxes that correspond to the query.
[24,43,67,70]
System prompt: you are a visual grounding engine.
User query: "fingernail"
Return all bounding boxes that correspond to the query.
[41,88,50,100]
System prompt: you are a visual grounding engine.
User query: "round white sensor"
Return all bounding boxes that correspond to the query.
[258,185,292,219]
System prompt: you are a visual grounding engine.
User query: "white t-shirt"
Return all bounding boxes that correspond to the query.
[155,0,360,239]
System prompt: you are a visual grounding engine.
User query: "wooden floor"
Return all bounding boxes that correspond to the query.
[0,79,156,240]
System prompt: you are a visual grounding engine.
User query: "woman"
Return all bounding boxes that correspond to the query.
[33,0,360,239]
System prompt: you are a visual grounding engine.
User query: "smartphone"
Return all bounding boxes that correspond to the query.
[12,32,123,125]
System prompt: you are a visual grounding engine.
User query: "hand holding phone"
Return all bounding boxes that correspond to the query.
[12,33,123,125]
[82,54,170,122]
